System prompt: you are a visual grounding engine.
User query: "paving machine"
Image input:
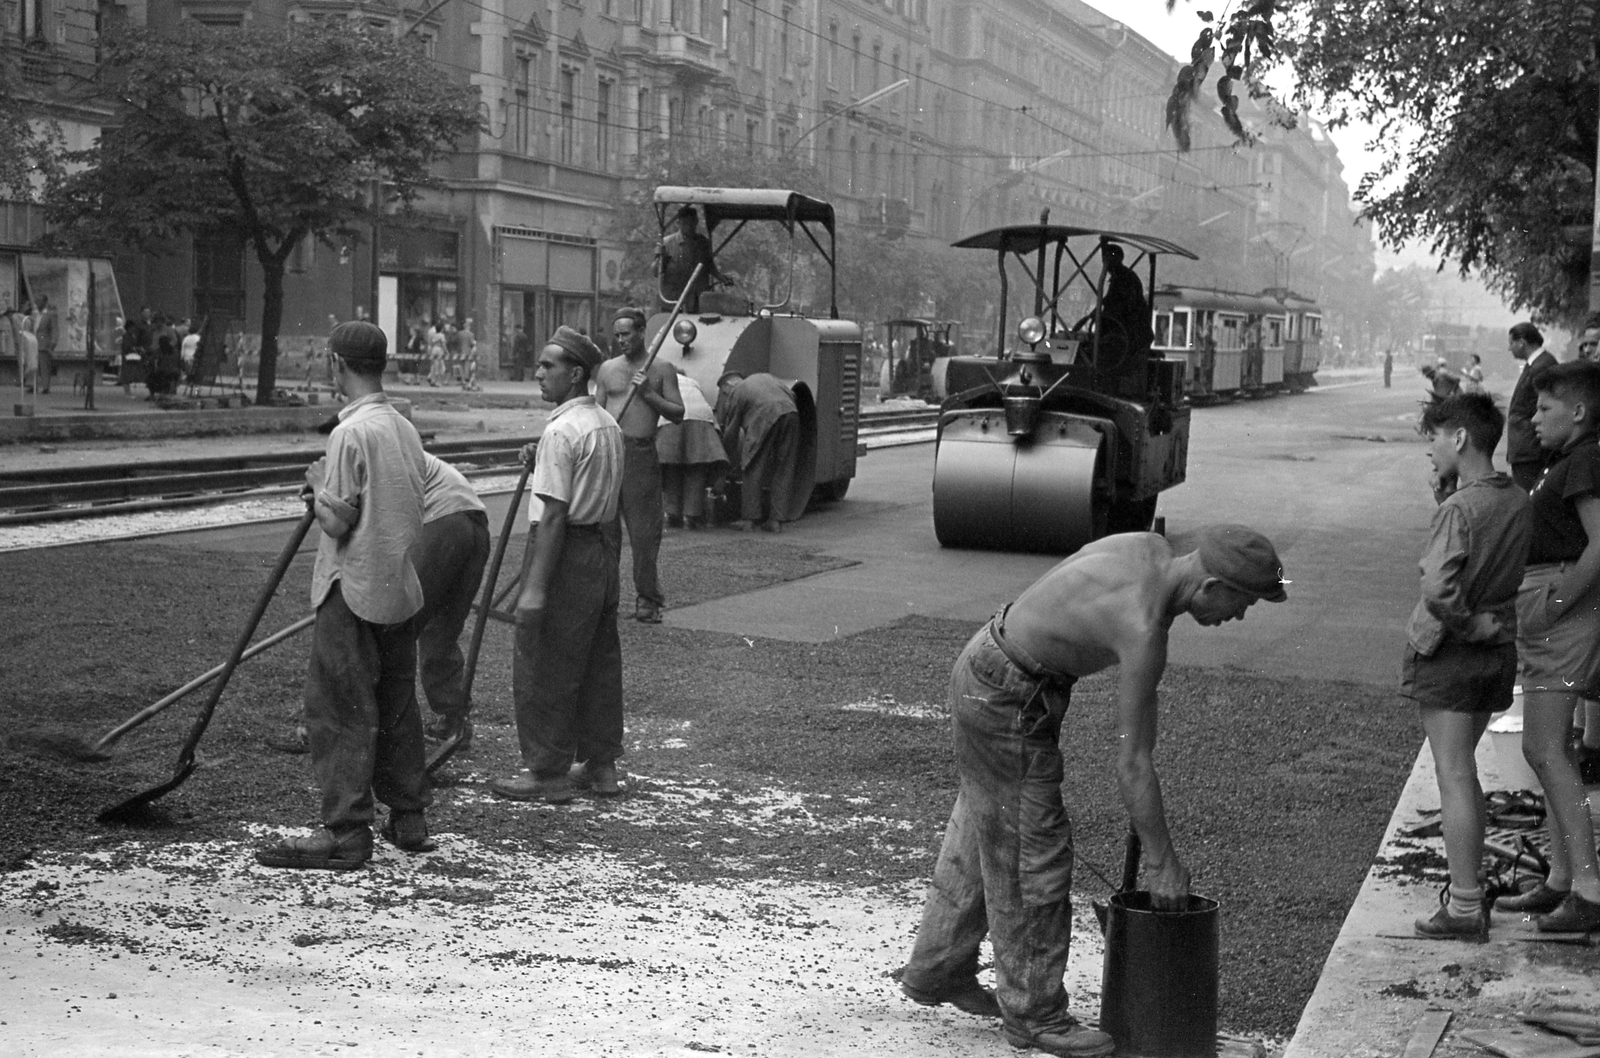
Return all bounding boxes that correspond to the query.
[932,218,1196,553]
[878,317,958,401]
[645,186,863,512]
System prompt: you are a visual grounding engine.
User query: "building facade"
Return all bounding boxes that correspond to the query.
[2,0,1376,383]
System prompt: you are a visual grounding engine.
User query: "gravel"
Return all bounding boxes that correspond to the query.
[1,510,1414,1043]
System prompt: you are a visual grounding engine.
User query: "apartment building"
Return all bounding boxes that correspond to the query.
[2,0,1375,381]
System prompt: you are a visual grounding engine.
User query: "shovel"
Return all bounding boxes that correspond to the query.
[98,507,316,823]
[426,465,529,775]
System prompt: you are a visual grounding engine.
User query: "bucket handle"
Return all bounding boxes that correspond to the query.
[1094,825,1143,934]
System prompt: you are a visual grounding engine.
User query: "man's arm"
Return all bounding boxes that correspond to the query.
[515,496,567,630]
[306,453,358,540]
[1418,503,1491,640]
[1113,628,1190,909]
[633,362,685,423]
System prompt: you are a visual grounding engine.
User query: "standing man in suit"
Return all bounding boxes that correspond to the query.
[1507,322,1558,491]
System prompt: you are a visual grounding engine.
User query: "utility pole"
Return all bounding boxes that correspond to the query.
[1591,103,1600,317]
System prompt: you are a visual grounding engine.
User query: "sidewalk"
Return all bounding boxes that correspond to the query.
[1284,726,1600,1057]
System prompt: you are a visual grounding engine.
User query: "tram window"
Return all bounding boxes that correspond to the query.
[1218,315,1242,350]
[1265,317,1283,348]
[1153,312,1171,348]
[1285,313,1298,341]
[1171,309,1190,349]
[1306,315,1323,339]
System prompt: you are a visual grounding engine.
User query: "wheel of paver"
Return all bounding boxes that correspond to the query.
[812,477,850,503]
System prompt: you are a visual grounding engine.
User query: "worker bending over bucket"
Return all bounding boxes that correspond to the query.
[899,526,1287,1058]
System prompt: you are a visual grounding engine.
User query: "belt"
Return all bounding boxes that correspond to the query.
[625,436,657,447]
[989,605,1076,689]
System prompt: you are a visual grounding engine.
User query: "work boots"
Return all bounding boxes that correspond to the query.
[1003,1020,1115,1058]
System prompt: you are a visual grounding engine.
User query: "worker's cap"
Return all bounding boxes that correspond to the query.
[329,320,388,364]
[1196,524,1287,602]
[546,325,604,374]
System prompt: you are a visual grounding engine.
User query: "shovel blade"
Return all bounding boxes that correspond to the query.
[97,758,197,824]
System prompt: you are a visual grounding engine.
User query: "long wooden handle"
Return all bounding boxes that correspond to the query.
[91,614,316,753]
[618,262,704,420]
[460,464,530,703]
[171,508,316,769]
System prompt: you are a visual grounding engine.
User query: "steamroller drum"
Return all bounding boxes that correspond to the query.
[933,410,1105,554]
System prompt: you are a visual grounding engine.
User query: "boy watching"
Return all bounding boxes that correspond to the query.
[1405,392,1531,939]
[257,321,433,870]
[1494,361,1600,932]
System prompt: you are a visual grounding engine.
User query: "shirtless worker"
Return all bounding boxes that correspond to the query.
[899,526,1287,1058]
[595,307,684,624]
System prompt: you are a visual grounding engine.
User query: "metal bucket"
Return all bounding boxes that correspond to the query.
[1098,890,1220,1057]
[1003,394,1042,436]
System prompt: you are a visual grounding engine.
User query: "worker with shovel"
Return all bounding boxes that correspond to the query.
[898,526,1287,1058]
[256,321,434,871]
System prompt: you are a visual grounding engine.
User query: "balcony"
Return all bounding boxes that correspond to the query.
[650,30,722,78]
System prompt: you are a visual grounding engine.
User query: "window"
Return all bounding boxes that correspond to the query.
[746,0,758,68]
[699,0,713,36]
[849,135,858,194]
[720,0,730,48]
[638,87,652,139]
[597,78,613,165]
[824,127,836,186]
[871,42,881,91]
[827,22,838,85]
[1171,309,1191,349]
[512,53,533,155]
[780,6,791,76]
[746,118,758,157]
[913,59,922,116]
[23,0,47,39]
[868,141,878,194]
[851,34,861,93]
[910,155,919,210]
[559,68,576,164]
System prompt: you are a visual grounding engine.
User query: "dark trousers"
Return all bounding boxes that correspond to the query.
[38,349,52,393]
[741,412,799,522]
[620,438,665,608]
[412,510,491,720]
[903,625,1077,1032]
[303,582,430,832]
[512,524,624,779]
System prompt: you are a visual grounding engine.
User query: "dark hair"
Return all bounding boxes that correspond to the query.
[337,354,387,380]
[1419,391,1505,454]
[1534,359,1600,415]
[1509,322,1543,346]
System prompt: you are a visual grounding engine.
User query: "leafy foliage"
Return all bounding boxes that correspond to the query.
[0,67,65,201]
[44,21,479,402]
[1164,0,1599,326]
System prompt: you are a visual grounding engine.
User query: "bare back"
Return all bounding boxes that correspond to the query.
[1004,533,1177,679]
[595,355,681,440]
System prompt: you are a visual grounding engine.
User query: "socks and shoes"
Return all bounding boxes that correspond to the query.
[1414,884,1488,941]
[635,600,664,624]
[569,760,623,797]
[380,810,437,853]
[491,770,576,805]
[1003,1017,1116,1058]
[1494,880,1600,932]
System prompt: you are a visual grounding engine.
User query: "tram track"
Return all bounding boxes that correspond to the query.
[0,408,945,527]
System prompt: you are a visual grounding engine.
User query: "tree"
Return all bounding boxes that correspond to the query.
[45,21,479,404]
[1164,0,1599,327]
[0,69,64,202]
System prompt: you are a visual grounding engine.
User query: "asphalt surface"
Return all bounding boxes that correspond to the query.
[10,368,1570,1057]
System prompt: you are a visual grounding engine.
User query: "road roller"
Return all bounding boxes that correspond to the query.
[932,218,1195,553]
[644,186,863,517]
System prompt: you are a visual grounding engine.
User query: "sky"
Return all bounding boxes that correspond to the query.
[1072,0,1434,272]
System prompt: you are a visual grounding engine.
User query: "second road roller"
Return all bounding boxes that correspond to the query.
[932,214,1195,553]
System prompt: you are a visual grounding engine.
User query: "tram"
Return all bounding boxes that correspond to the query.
[1150,285,1323,400]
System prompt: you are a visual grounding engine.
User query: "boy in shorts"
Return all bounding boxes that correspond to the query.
[1404,392,1531,939]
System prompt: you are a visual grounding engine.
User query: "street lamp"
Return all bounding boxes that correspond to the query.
[789,78,910,151]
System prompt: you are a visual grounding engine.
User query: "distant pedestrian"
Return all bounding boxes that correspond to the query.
[491,326,626,805]
[716,371,800,533]
[1506,322,1556,491]
[426,319,447,387]
[256,321,433,870]
[1495,360,1600,933]
[1461,353,1485,394]
[32,295,57,394]
[1383,348,1393,388]
[511,323,534,381]
[1404,393,1530,940]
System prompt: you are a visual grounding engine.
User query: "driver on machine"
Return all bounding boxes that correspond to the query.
[1096,242,1155,396]
[658,206,725,313]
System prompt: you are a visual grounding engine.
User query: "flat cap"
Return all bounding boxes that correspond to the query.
[330,320,388,363]
[547,325,604,374]
[1196,524,1287,602]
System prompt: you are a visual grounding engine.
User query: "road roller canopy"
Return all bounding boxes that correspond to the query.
[952,225,1197,261]
[654,187,836,234]
[654,186,842,319]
